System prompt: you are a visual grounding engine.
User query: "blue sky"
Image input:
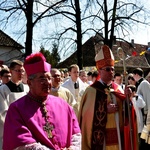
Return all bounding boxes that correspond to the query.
[1,0,150,61]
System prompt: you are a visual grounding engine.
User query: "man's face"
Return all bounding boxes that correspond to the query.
[128,78,136,85]
[69,67,79,81]
[1,73,11,84]
[51,70,61,86]
[64,71,69,77]
[114,76,122,85]
[79,72,87,83]
[28,72,52,97]
[99,66,114,83]
[133,73,138,82]
[10,65,25,81]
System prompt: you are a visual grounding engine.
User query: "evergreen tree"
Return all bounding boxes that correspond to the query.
[40,44,60,68]
[51,43,60,67]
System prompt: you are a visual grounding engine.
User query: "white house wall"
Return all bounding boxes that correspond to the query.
[0,46,24,66]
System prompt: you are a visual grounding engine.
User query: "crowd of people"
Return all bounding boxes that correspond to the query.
[0,45,150,150]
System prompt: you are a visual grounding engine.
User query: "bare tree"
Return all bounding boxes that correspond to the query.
[45,0,83,69]
[0,0,150,69]
[84,0,150,49]
[44,0,150,69]
[0,0,66,57]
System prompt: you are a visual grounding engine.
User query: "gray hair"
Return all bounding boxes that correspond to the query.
[28,74,37,80]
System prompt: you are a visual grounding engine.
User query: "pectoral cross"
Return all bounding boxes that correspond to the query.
[43,122,54,138]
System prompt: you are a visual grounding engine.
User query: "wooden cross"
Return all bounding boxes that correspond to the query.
[43,122,54,138]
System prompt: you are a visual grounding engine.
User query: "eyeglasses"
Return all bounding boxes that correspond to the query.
[2,75,11,78]
[101,67,114,72]
[13,69,25,73]
[36,77,52,84]
[52,75,61,78]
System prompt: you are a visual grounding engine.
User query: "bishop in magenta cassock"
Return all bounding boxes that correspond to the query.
[3,52,81,150]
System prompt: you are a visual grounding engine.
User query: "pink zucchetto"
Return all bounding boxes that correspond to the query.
[95,45,114,69]
[24,52,51,76]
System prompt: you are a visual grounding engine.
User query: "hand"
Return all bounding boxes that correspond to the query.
[125,86,132,98]
[107,103,118,113]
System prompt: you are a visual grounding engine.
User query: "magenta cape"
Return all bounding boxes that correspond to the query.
[3,95,80,150]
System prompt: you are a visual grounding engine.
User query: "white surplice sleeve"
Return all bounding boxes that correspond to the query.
[68,133,81,150]
[136,94,146,109]
[14,133,81,150]
[14,142,53,150]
